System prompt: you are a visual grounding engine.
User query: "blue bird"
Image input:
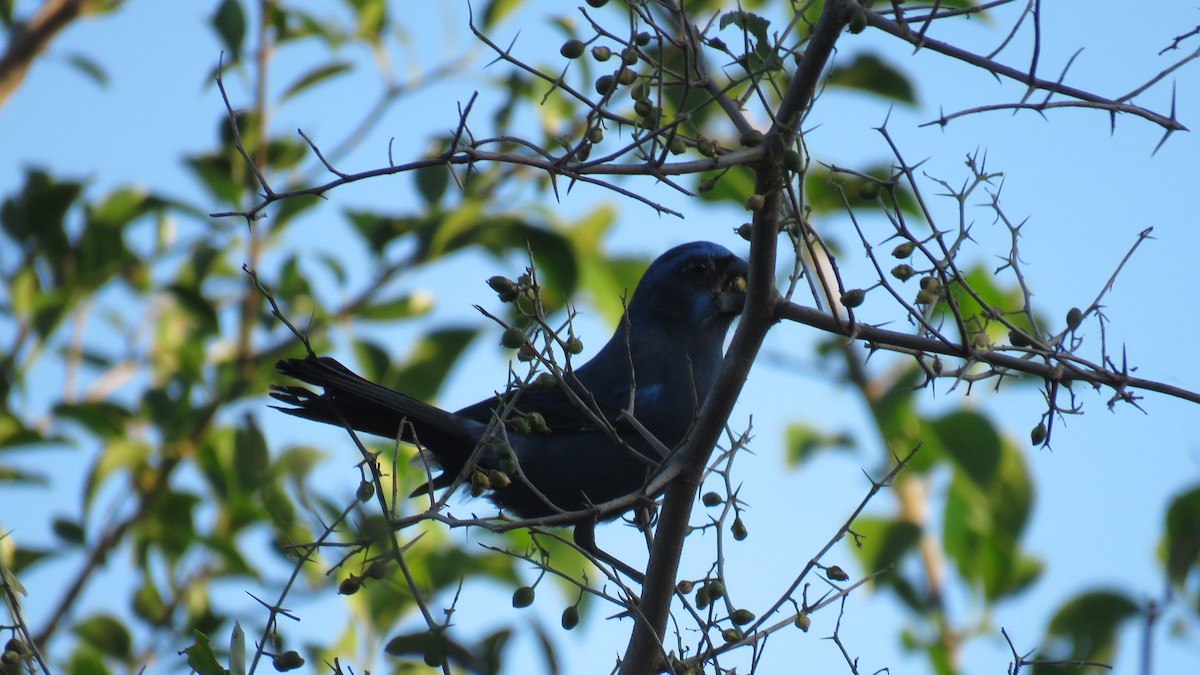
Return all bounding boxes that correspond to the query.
[271,241,748,523]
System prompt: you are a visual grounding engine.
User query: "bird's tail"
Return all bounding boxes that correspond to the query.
[271,356,483,482]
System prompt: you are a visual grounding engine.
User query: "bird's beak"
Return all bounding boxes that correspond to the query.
[718,262,749,314]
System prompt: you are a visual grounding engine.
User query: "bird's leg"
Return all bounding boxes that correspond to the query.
[573,519,645,585]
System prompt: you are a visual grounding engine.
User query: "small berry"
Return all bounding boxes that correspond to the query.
[356,480,374,502]
[739,129,764,147]
[826,565,849,582]
[560,39,585,59]
[891,242,915,258]
[701,491,723,507]
[561,606,580,629]
[501,327,526,349]
[512,586,535,608]
[795,613,811,631]
[1031,421,1047,445]
[730,608,755,625]
[591,45,612,61]
[840,289,866,308]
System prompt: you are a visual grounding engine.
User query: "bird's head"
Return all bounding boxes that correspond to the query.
[626,241,749,336]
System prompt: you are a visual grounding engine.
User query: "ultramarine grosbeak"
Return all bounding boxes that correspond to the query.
[271,241,749,523]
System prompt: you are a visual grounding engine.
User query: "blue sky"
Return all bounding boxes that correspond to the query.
[2,1,1199,673]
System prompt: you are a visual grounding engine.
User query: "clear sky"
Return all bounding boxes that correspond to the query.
[2,1,1198,673]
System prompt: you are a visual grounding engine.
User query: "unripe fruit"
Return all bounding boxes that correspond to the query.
[499,457,519,475]
[501,327,526,349]
[704,580,725,599]
[891,264,915,281]
[795,613,811,631]
[634,99,654,117]
[730,609,755,625]
[566,336,584,354]
[356,480,374,502]
[273,651,305,672]
[782,149,802,172]
[532,372,556,389]
[591,45,612,61]
[366,560,388,580]
[621,47,638,66]
[513,586,535,608]
[471,469,491,490]
[635,31,651,46]
[848,8,868,34]
[595,74,616,95]
[1009,330,1031,347]
[669,137,686,155]
[701,491,723,507]
[617,68,637,85]
[586,0,609,7]
[560,40,585,59]
[858,182,880,200]
[1031,421,1047,445]
[919,276,941,291]
[695,587,710,608]
[722,628,742,644]
[745,194,765,211]
[528,412,548,433]
[488,275,520,302]
[840,289,866,308]
[487,469,512,489]
[736,223,752,241]
[509,416,531,434]
[587,126,604,143]
[915,289,938,305]
[1066,307,1083,330]
[517,343,537,362]
[731,517,748,541]
[339,576,361,595]
[739,129,764,147]
[561,606,580,629]
[677,579,694,594]
[892,242,915,258]
[826,565,850,582]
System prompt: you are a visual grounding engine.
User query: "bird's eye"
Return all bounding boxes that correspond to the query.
[684,259,710,277]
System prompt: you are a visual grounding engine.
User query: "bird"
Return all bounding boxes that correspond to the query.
[271,241,749,524]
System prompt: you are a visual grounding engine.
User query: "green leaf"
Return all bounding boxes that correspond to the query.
[382,327,481,402]
[229,622,246,675]
[234,417,269,492]
[849,516,921,574]
[133,579,169,624]
[280,60,353,102]
[54,400,134,438]
[211,0,246,59]
[826,53,917,105]
[1033,590,1139,675]
[480,0,524,28]
[64,52,109,88]
[784,421,855,465]
[167,283,220,335]
[52,517,86,546]
[415,165,450,206]
[929,410,1000,488]
[84,439,150,509]
[359,291,435,321]
[1164,485,1200,587]
[183,630,230,675]
[73,614,133,661]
